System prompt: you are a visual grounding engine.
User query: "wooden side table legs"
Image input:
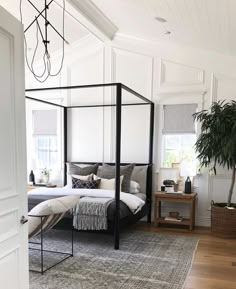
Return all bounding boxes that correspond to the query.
[190,197,196,231]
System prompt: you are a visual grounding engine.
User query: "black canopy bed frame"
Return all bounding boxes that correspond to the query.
[26,83,154,250]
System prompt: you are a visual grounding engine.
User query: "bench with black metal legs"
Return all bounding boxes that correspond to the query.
[28,195,80,274]
[29,214,74,275]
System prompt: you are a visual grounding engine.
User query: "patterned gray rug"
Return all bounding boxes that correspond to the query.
[29,229,198,289]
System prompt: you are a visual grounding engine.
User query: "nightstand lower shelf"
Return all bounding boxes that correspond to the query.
[155,217,191,226]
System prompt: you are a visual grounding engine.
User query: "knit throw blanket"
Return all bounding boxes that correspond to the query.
[73,197,113,230]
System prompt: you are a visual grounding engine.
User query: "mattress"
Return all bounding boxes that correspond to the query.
[28,192,146,221]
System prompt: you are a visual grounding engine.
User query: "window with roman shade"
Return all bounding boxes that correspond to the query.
[163,104,197,134]
[32,109,59,169]
[162,104,197,168]
[33,110,57,135]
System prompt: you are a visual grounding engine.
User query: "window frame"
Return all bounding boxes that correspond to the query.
[26,100,63,177]
[155,92,205,173]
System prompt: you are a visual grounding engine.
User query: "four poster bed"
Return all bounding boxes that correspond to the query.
[26,83,154,249]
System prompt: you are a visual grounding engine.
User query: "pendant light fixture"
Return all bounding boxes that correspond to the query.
[20,0,68,83]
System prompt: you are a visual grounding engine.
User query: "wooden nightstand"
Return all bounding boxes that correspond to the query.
[154,192,197,230]
[27,184,57,192]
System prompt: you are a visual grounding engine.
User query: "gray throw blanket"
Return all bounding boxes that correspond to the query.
[73,197,113,230]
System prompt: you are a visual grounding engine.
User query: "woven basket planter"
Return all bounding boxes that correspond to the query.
[211,203,236,238]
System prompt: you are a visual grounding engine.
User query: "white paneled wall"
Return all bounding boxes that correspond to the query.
[67,107,104,162]
[159,60,204,87]
[211,73,236,102]
[106,35,236,226]
[112,48,153,99]
[120,105,150,163]
[26,34,236,226]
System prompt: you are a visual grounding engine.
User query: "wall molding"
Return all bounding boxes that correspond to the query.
[160,59,205,87]
[155,90,206,104]
[111,47,153,99]
[208,173,234,202]
[211,73,236,102]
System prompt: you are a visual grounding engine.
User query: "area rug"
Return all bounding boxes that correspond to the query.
[29,229,198,289]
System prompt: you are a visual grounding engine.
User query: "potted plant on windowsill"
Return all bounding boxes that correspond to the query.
[41,168,51,184]
[193,100,236,238]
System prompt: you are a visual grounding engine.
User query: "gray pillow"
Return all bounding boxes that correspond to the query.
[131,165,148,194]
[97,163,135,192]
[67,163,99,176]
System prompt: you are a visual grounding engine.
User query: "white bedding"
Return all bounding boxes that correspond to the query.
[28,187,145,214]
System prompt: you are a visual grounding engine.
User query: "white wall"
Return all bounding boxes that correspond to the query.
[26,33,236,226]
[107,35,236,226]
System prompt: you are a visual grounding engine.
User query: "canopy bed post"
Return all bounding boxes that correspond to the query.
[64,107,68,186]
[147,103,154,223]
[114,83,122,250]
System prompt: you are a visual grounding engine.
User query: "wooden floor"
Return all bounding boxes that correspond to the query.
[135,223,236,289]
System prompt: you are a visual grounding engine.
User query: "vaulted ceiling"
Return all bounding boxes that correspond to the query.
[1,0,236,57]
[91,0,236,57]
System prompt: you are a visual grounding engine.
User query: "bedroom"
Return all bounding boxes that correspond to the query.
[0,1,236,289]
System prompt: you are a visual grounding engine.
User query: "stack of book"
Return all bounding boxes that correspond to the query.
[164,216,183,222]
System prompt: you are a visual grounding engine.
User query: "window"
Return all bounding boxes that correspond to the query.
[162,104,197,168]
[34,136,58,169]
[163,134,196,168]
[32,109,59,169]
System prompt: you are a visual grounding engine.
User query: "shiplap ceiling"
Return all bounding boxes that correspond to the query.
[2,0,236,56]
[91,0,236,57]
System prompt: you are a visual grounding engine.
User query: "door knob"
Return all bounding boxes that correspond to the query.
[20,216,28,224]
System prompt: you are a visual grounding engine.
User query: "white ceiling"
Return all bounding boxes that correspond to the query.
[2,0,236,57]
[91,0,236,57]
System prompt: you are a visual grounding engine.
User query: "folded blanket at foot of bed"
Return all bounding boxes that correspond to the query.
[73,197,113,230]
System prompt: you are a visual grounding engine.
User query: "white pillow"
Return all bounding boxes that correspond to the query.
[28,195,80,239]
[93,175,124,191]
[67,173,93,188]
[130,180,141,194]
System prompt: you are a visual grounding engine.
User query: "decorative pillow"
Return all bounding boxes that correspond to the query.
[67,163,99,176]
[97,163,135,192]
[72,174,93,181]
[72,177,100,189]
[93,175,124,191]
[66,173,94,188]
[131,165,148,194]
[130,180,141,194]
[28,195,80,239]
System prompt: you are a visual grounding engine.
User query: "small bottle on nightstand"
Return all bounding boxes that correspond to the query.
[29,170,35,185]
[184,176,191,194]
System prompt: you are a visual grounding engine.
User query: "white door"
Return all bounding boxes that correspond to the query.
[0,6,29,289]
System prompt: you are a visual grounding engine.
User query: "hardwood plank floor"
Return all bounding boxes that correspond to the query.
[135,223,236,289]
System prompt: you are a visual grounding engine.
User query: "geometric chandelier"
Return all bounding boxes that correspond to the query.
[20,0,68,83]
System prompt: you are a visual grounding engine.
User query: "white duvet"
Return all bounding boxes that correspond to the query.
[28,187,145,214]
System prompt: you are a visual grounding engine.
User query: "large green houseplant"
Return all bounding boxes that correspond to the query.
[193,100,236,237]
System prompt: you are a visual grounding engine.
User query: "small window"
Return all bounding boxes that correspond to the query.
[32,109,59,169]
[34,135,58,169]
[162,104,197,168]
[162,134,196,168]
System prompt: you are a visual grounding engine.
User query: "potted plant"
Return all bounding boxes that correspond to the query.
[193,100,236,238]
[41,168,51,184]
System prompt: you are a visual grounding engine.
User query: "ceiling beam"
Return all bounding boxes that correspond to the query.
[67,0,118,40]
